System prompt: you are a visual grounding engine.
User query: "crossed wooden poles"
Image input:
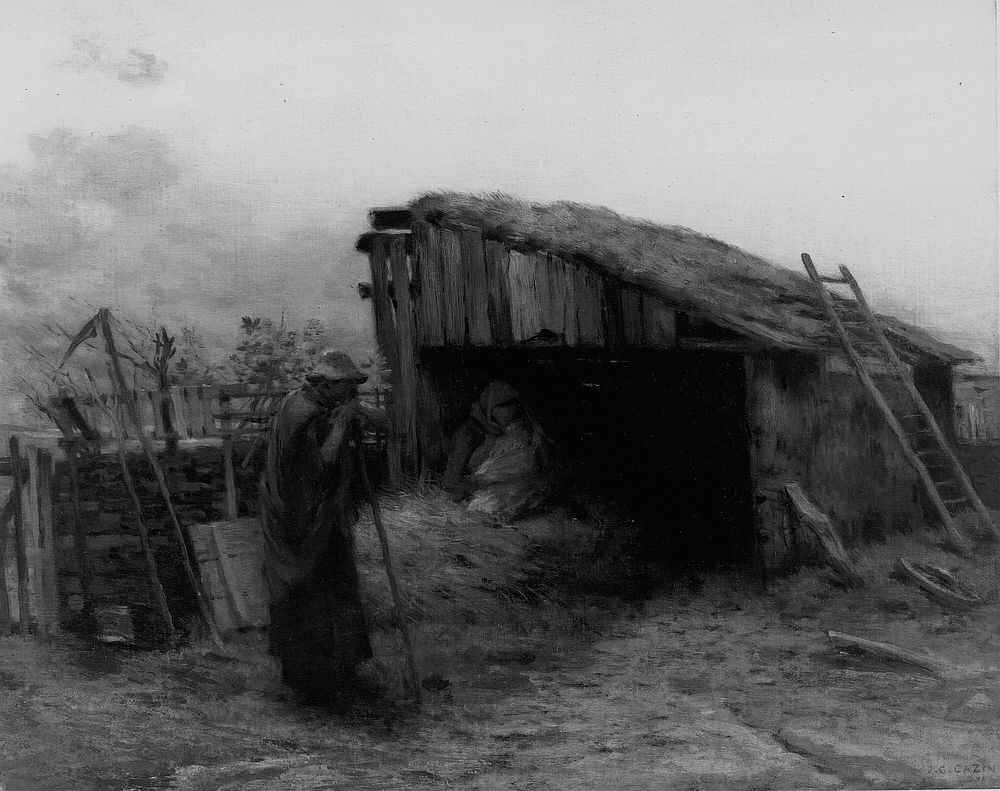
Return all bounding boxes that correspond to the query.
[60,308,420,700]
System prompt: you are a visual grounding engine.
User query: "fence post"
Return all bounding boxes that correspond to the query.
[8,437,33,632]
[32,447,59,634]
[0,487,11,633]
[65,442,92,615]
[219,393,239,521]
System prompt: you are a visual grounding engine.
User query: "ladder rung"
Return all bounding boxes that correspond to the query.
[900,413,926,421]
[943,498,968,506]
[820,275,849,284]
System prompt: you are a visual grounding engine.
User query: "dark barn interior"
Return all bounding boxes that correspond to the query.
[422,348,755,565]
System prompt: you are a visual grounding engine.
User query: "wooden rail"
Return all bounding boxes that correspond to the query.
[46,382,391,523]
[47,382,390,443]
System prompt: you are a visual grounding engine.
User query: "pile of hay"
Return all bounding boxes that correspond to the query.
[353,490,601,632]
[351,490,650,702]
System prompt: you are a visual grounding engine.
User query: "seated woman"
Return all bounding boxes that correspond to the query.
[443,380,554,521]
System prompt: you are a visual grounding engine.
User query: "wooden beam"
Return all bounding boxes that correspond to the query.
[458,225,492,345]
[199,385,218,437]
[675,339,758,353]
[356,230,413,255]
[415,370,446,473]
[619,286,646,347]
[556,254,579,346]
[439,227,466,345]
[215,383,290,398]
[8,437,32,632]
[484,240,514,345]
[643,296,676,348]
[368,207,413,231]
[573,262,605,346]
[369,236,399,371]
[540,253,568,342]
[506,250,544,342]
[0,487,11,633]
[601,276,624,348]
[369,236,402,483]
[411,222,446,346]
[222,437,239,521]
[65,446,92,615]
[31,448,59,633]
[20,447,43,631]
[389,235,420,473]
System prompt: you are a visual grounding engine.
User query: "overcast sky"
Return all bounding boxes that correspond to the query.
[1,0,997,414]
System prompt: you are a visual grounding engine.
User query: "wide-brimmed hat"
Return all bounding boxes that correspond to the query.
[306,350,368,384]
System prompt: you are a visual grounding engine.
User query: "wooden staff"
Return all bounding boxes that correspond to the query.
[8,437,32,632]
[355,435,421,703]
[64,443,93,617]
[0,487,13,633]
[96,311,224,649]
[115,432,176,643]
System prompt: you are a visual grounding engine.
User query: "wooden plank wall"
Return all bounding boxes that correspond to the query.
[49,384,285,442]
[367,234,446,479]
[389,235,419,472]
[364,219,681,478]
[404,220,676,352]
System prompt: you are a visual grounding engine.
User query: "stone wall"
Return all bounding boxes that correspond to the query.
[53,441,263,641]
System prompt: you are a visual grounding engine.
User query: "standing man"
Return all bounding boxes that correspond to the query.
[259,350,387,711]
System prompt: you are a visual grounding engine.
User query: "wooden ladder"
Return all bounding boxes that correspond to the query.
[801,253,998,553]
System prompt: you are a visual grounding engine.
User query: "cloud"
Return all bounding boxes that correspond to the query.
[0,126,373,414]
[61,35,167,86]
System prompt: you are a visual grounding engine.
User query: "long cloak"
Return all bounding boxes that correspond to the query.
[258,389,372,707]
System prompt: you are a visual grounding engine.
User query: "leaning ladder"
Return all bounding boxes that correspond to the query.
[801,253,999,553]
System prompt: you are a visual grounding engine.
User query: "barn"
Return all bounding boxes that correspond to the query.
[356,192,976,571]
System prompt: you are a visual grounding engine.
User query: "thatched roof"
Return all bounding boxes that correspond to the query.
[400,191,973,363]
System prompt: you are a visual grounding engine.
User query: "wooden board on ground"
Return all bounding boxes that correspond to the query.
[895,558,985,611]
[826,630,949,677]
[188,519,268,633]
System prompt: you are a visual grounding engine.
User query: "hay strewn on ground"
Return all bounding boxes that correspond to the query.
[352,490,638,701]
[1,498,999,789]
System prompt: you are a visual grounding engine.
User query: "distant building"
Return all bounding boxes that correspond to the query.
[954,364,1000,443]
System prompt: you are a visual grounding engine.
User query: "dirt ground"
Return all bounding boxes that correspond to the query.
[1,493,999,791]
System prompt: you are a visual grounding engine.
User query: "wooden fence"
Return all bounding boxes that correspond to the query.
[0,437,59,634]
[47,382,391,521]
[956,398,998,444]
[47,382,390,441]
